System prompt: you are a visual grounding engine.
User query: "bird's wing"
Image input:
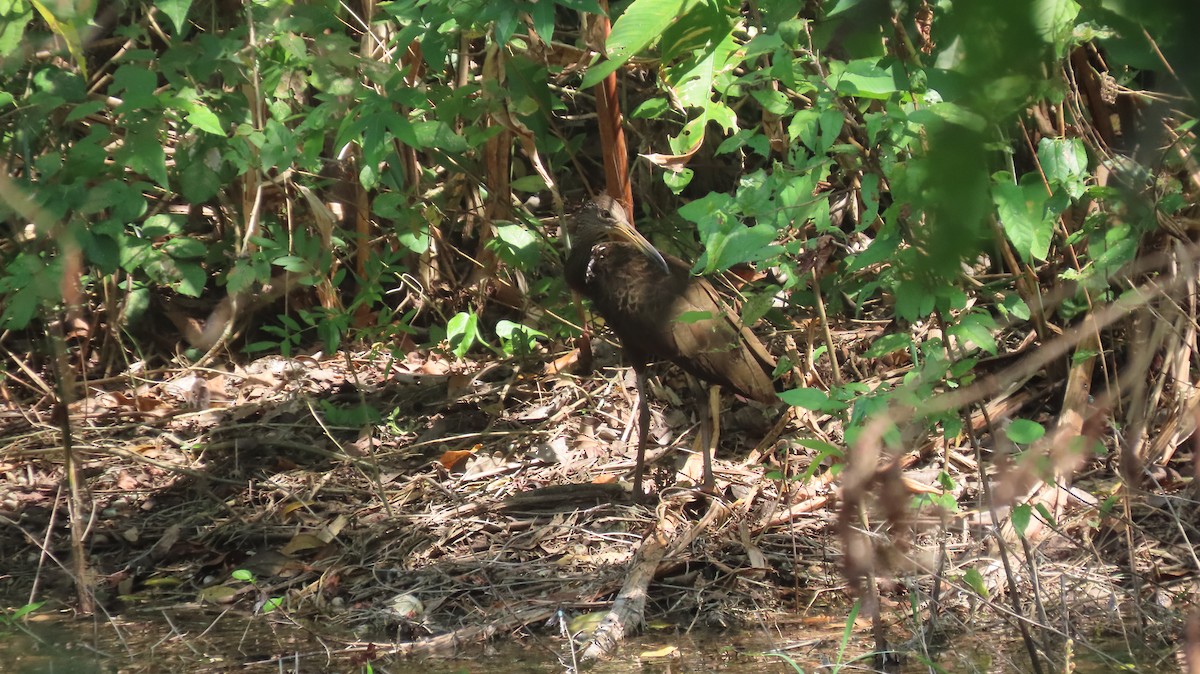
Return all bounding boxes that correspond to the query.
[669,277,777,402]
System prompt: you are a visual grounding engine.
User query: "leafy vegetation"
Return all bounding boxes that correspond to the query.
[1,0,1198,670]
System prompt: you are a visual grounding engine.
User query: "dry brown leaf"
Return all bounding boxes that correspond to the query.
[281,533,326,556]
[639,137,702,173]
[439,445,479,471]
[544,348,581,375]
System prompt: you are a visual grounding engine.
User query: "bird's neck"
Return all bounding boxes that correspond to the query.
[564,232,604,292]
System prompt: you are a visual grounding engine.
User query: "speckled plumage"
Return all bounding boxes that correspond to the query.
[564,196,775,403]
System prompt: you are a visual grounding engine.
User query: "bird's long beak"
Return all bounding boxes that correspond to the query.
[610,219,670,275]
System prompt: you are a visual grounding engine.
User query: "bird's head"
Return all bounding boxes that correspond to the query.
[566,195,669,274]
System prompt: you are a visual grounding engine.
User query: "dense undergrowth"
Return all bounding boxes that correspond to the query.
[1,0,1199,671]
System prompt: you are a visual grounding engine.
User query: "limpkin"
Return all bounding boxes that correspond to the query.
[564,196,777,497]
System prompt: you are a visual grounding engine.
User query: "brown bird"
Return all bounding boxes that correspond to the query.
[564,196,776,497]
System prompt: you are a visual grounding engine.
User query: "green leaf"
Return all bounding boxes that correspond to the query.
[863,332,911,359]
[778,387,847,413]
[1038,137,1087,199]
[320,400,383,426]
[491,222,540,270]
[163,237,206,260]
[1,284,40,330]
[231,569,255,582]
[1034,502,1056,527]
[446,311,479,358]
[826,59,904,99]
[510,175,548,193]
[186,103,224,135]
[947,311,998,356]
[0,1,32,59]
[579,55,623,90]
[682,194,780,272]
[412,121,467,153]
[495,320,546,355]
[999,294,1031,320]
[176,262,206,297]
[788,106,845,155]
[81,229,121,274]
[740,286,776,326]
[793,437,844,458]
[962,567,988,597]
[607,0,694,65]
[272,255,312,273]
[120,122,170,188]
[993,173,1053,262]
[112,65,160,111]
[676,310,714,324]
[6,601,45,623]
[631,97,670,119]
[1005,418,1046,444]
[227,261,258,295]
[1011,503,1032,536]
[529,0,554,43]
[156,0,194,35]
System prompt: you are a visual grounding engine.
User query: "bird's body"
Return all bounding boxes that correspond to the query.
[571,239,776,402]
[564,196,776,496]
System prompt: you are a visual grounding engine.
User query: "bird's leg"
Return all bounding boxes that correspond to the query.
[633,367,651,500]
[700,384,722,493]
[571,294,593,373]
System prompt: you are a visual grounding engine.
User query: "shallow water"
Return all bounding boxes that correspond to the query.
[0,606,1166,673]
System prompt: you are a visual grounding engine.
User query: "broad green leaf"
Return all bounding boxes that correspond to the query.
[0,1,32,59]
[793,437,844,457]
[1038,137,1087,199]
[947,311,998,355]
[676,310,715,324]
[29,0,88,78]
[496,320,546,355]
[962,567,988,597]
[1011,503,1033,536]
[1032,0,1080,54]
[579,55,624,90]
[80,230,120,274]
[120,123,169,188]
[863,332,911,358]
[272,255,312,273]
[446,311,479,358]
[607,0,695,65]
[320,399,383,426]
[112,65,159,111]
[510,175,548,193]
[491,223,539,270]
[993,174,1053,262]
[998,294,1031,320]
[176,262,206,297]
[631,97,670,119]
[778,387,847,412]
[826,59,904,99]
[163,237,206,260]
[157,0,194,35]
[1005,418,1046,444]
[186,103,224,135]
[659,0,738,64]
[227,262,258,295]
[412,121,467,153]
[1,284,39,330]
[529,0,554,43]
